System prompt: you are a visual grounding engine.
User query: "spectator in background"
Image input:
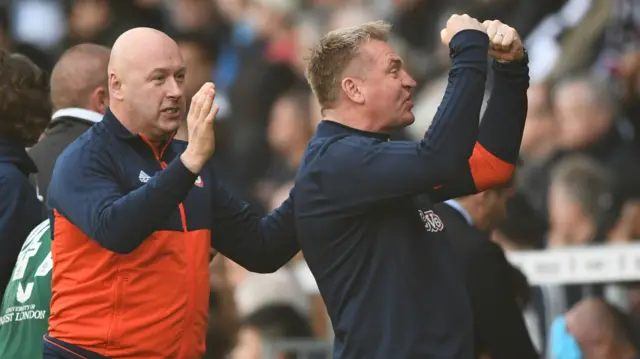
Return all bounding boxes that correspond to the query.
[550,298,639,359]
[230,304,315,359]
[217,0,305,212]
[547,155,622,248]
[0,50,50,304]
[545,155,624,330]
[519,83,558,162]
[63,0,164,49]
[174,32,218,102]
[255,89,314,206]
[516,82,558,215]
[435,182,539,359]
[520,73,640,224]
[28,43,111,207]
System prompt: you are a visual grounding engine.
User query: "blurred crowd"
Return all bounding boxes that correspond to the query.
[2,0,640,358]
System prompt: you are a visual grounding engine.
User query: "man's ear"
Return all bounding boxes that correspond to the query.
[109,73,124,101]
[341,77,365,105]
[88,86,109,114]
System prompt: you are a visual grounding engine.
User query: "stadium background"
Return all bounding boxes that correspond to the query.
[2,0,640,358]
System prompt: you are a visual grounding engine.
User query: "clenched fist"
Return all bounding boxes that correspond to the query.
[440,14,486,47]
[483,20,524,63]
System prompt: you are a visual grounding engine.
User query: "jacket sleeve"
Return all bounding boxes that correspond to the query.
[209,176,299,273]
[468,244,539,359]
[429,54,530,203]
[47,147,198,254]
[314,30,488,211]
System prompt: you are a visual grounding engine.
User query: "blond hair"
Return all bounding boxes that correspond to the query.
[305,20,391,110]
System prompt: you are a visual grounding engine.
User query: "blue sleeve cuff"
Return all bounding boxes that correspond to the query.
[449,30,490,72]
[154,157,199,202]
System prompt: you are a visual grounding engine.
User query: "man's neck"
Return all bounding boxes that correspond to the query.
[323,108,388,134]
[111,105,171,152]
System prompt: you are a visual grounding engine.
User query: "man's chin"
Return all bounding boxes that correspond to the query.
[159,118,183,134]
[400,113,416,127]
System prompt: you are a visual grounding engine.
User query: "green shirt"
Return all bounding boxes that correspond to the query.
[0,220,52,359]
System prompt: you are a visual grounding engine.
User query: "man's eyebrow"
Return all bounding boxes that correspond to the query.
[387,57,403,69]
[147,66,187,77]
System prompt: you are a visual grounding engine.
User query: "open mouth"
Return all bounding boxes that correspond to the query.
[162,107,180,114]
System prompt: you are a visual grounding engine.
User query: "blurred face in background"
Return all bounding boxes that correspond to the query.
[554,81,612,150]
[547,183,594,247]
[246,0,290,40]
[68,0,110,40]
[177,41,213,100]
[520,84,557,158]
[169,0,214,32]
[216,0,248,22]
[268,95,312,159]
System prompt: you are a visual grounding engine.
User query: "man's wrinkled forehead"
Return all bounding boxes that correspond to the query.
[126,48,185,79]
[360,39,403,68]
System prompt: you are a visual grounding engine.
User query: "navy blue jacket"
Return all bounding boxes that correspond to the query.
[0,138,44,303]
[294,30,529,359]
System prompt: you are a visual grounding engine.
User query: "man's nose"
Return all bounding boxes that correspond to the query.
[166,77,183,98]
[404,73,417,89]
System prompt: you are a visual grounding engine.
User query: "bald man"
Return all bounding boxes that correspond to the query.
[551,298,639,359]
[29,43,111,206]
[44,28,299,359]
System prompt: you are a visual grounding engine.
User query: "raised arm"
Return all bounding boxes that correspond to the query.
[311,29,489,211]
[209,176,299,273]
[48,147,199,254]
[429,20,530,203]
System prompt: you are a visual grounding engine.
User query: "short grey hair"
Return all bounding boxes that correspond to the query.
[550,154,615,221]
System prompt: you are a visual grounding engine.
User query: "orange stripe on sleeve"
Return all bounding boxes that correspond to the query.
[468,142,515,192]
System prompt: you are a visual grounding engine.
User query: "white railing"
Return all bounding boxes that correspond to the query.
[293,243,640,292]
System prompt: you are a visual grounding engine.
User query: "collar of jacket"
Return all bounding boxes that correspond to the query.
[50,108,103,126]
[0,137,38,175]
[102,108,176,159]
[315,119,391,141]
[444,199,474,226]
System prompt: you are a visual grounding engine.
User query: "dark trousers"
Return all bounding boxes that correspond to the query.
[43,335,110,359]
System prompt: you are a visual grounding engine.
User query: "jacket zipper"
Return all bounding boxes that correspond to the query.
[139,135,196,357]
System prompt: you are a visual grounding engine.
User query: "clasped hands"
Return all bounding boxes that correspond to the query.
[440,14,524,63]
